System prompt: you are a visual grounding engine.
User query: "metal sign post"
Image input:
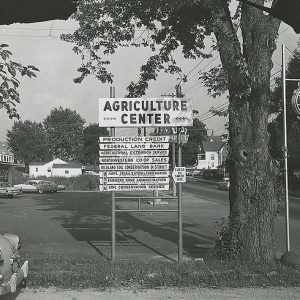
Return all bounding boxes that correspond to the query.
[177,127,183,262]
[109,86,116,263]
[282,45,290,252]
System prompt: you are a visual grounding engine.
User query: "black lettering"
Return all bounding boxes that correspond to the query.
[130,114,137,124]
[139,114,146,124]
[173,101,179,111]
[121,114,128,124]
[181,100,188,111]
[134,101,140,111]
[112,101,120,111]
[164,114,170,124]
[155,114,161,124]
[121,101,128,111]
[103,101,112,111]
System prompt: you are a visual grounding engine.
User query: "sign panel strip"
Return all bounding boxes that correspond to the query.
[99,164,169,171]
[99,149,169,157]
[99,184,169,192]
[99,136,170,143]
[99,156,169,164]
[100,177,169,184]
[99,171,169,178]
[99,143,169,150]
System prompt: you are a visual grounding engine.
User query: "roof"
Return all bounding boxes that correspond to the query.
[202,141,226,152]
[0,141,11,155]
[52,163,82,169]
[30,161,48,166]
[205,136,225,143]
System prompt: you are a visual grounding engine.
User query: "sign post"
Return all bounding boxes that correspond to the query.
[99,96,193,262]
[177,128,183,262]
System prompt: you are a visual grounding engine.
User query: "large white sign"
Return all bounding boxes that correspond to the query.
[99,98,193,127]
[99,135,170,191]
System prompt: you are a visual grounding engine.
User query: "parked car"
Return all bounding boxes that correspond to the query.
[0,182,22,198]
[0,233,28,296]
[193,169,204,177]
[14,180,59,194]
[217,177,230,190]
[186,168,195,176]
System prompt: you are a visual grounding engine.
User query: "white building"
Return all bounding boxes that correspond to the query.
[195,136,229,170]
[29,159,83,178]
[51,163,83,178]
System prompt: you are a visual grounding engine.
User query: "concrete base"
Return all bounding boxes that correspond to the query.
[281,250,300,267]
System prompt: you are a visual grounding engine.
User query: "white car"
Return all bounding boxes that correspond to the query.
[217,178,230,190]
[14,180,58,193]
[0,233,28,295]
[0,182,22,198]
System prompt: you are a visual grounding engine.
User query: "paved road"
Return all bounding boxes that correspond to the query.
[0,180,298,262]
[185,177,300,255]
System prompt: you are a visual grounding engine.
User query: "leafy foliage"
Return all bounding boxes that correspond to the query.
[6,120,51,166]
[0,44,39,118]
[79,123,109,165]
[43,107,86,161]
[61,0,214,96]
[182,118,207,166]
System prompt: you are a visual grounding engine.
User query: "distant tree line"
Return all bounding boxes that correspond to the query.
[6,106,109,167]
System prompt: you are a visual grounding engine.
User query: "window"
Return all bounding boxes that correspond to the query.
[36,167,39,172]
[47,167,51,172]
[65,170,69,174]
[198,154,205,160]
[210,154,215,160]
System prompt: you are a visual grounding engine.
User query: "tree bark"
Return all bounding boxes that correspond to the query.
[212,1,281,263]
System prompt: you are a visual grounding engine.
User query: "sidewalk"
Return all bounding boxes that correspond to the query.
[2,287,300,300]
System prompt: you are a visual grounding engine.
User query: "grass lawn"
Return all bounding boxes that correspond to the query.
[26,254,300,290]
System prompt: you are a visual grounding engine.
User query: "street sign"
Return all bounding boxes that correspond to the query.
[99,149,169,157]
[99,171,169,177]
[99,184,169,192]
[99,98,193,127]
[172,167,186,183]
[99,136,169,143]
[99,156,169,164]
[99,143,170,150]
[100,177,170,185]
[99,164,169,171]
[168,134,189,144]
[99,135,170,191]
[292,88,300,116]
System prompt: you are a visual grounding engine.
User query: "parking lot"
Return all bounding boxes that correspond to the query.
[0,190,223,262]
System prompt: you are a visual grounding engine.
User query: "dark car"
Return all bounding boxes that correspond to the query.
[0,233,28,295]
[0,182,22,198]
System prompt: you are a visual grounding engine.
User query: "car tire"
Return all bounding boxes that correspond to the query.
[38,189,44,194]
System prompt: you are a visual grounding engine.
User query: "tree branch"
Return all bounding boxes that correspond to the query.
[0,0,78,25]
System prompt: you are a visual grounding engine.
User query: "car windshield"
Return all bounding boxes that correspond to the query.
[0,182,10,187]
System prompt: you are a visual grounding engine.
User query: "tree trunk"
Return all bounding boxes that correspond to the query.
[212,1,281,263]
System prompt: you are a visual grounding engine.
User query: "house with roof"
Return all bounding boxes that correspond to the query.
[0,141,15,184]
[195,136,229,170]
[29,159,83,178]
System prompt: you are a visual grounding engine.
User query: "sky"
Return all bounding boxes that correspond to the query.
[0,16,299,141]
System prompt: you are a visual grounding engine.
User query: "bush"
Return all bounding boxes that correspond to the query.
[13,174,100,191]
